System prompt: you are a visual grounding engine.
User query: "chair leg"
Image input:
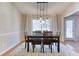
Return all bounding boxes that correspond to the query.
[40,44,43,52]
[43,45,44,53]
[49,45,51,49]
[32,45,35,52]
[51,44,52,53]
[55,43,57,46]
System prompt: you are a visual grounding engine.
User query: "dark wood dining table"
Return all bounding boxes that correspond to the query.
[25,35,60,53]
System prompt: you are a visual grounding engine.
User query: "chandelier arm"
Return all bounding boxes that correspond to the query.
[43,2,44,20]
[46,2,48,20]
[37,2,38,20]
[40,3,41,19]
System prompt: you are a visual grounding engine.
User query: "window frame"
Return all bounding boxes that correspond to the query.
[64,19,75,39]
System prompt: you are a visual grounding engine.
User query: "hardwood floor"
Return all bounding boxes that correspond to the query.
[6,42,79,56]
[64,40,79,54]
[1,41,79,56]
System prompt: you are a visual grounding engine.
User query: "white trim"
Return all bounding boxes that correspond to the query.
[0,41,21,56]
[0,32,19,36]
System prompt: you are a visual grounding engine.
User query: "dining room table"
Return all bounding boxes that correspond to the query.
[24,35,60,53]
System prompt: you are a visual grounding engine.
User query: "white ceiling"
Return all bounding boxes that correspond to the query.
[14,2,72,16]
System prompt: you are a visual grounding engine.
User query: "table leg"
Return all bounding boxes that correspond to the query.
[27,38,29,52]
[25,41,26,49]
[43,45,44,53]
[40,44,43,52]
[25,37,26,49]
[57,42,60,53]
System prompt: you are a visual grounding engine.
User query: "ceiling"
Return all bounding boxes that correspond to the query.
[14,2,72,16]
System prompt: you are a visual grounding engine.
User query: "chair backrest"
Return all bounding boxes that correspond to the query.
[32,31,42,45]
[43,31,48,36]
[43,31,53,44]
[43,31,53,36]
[33,31,42,36]
[48,31,53,36]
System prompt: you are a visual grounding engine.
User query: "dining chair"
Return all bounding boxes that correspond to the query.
[42,31,53,53]
[31,31,42,52]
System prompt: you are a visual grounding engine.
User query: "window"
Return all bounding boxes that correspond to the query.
[65,20,73,38]
[32,19,50,31]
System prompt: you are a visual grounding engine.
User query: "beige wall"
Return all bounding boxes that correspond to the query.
[0,3,21,52]
[20,14,27,41]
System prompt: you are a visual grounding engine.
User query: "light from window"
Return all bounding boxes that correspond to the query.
[32,19,50,31]
[65,20,73,38]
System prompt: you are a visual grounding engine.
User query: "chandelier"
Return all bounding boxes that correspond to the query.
[36,2,48,32]
[37,2,48,20]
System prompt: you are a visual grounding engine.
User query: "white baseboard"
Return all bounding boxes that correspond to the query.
[0,41,22,56]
